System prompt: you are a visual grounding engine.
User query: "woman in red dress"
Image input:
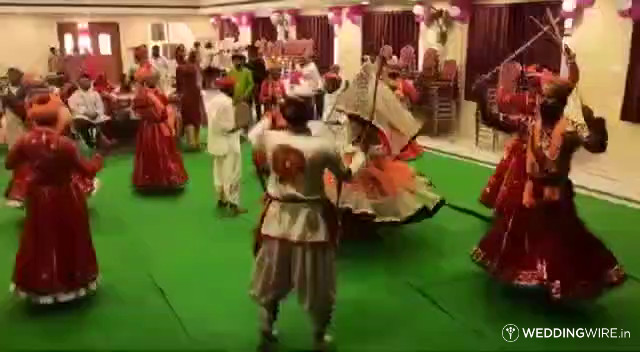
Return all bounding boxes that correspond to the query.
[176,44,205,151]
[131,64,188,192]
[7,93,102,304]
[479,47,580,214]
[471,75,625,300]
[5,81,98,208]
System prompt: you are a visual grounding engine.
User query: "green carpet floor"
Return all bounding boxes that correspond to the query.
[0,146,639,351]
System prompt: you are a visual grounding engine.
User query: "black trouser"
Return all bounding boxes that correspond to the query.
[73,119,104,149]
[314,92,324,120]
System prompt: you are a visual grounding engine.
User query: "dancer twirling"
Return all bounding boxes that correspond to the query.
[7,93,102,304]
[131,65,188,192]
[479,45,579,213]
[324,60,444,236]
[471,74,625,300]
[249,97,354,352]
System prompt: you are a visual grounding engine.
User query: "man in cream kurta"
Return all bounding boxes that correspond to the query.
[248,97,361,351]
[206,77,246,216]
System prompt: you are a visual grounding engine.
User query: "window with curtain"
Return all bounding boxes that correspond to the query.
[464,1,562,99]
[219,18,240,41]
[361,11,419,60]
[621,21,640,123]
[251,17,277,43]
[296,15,334,73]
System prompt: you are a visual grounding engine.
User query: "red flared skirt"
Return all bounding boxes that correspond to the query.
[479,138,527,215]
[472,182,625,300]
[13,182,99,302]
[133,120,188,190]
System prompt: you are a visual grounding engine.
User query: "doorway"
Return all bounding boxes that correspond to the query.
[57,22,123,84]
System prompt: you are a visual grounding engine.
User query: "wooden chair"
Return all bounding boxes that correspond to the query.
[475,87,500,151]
[429,59,458,136]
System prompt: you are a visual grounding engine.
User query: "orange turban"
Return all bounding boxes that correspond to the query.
[27,93,63,127]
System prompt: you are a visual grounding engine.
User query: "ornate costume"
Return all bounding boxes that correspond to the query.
[131,65,188,191]
[248,107,352,350]
[7,94,102,304]
[471,77,625,300]
[324,61,443,230]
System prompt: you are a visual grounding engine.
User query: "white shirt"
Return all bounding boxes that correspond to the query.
[205,90,240,155]
[151,56,170,75]
[249,118,348,242]
[68,88,109,123]
[300,62,322,92]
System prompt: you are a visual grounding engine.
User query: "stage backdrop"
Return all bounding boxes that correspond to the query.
[251,17,277,44]
[361,11,419,63]
[464,1,562,100]
[296,15,334,73]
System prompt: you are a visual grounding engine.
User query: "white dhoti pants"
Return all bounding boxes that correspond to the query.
[212,151,241,205]
[250,238,336,335]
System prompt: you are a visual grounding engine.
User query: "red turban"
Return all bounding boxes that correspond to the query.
[214,76,235,89]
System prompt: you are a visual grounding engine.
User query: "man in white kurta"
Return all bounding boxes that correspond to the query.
[206,77,246,216]
[151,45,171,94]
[68,75,111,149]
[248,97,359,351]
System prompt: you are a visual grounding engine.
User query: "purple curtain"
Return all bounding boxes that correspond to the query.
[621,21,640,123]
[296,16,334,73]
[219,19,239,41]
[252,17,276,43]
[362,11,419,60]
[464,1,562,99]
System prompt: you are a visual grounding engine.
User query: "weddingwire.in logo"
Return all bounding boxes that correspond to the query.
[502,324,520,342]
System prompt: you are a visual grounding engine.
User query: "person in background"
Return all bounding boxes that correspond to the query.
[6,93,103,304]
[246,45,267,120]
[229,54,254,104]
[150,45,171,94]
[131,65,188,192]
[176,44,205,150]
[298,54,323,119]
[47,47,63,74]
[68,74,114,150]
[259,65,287,129]
[206,76,246,216]
[248,96,355,352]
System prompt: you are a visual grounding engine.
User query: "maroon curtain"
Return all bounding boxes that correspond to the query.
[252,17,276,43]
[621,21,640,123]
[219,19,239,41]
[464,1,562,99]
[362,11,419,60]
[296,16,334,73]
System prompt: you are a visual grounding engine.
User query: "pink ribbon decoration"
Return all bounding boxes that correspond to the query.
[450,0,471,22]
[328,7,344,26]
[285,9,299,26]
[209,15,222,26]
[346,4,366,25]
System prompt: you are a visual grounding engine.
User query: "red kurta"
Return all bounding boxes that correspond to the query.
[6,128,102,303]
[132,87,188,190]
[176,62,204,127]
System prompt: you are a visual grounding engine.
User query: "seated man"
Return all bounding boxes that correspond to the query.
[68,74,114,149]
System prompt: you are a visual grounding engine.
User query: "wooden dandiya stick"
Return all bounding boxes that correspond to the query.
[471,14,563,90]
[529,16,563,45]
